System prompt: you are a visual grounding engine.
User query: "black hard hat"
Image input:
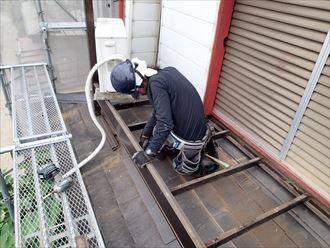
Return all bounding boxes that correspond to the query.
[111,60,136,94]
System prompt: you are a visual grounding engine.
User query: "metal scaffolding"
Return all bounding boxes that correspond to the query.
[1,64,104,247]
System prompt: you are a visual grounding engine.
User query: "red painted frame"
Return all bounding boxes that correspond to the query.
[203,0,235,115]
[118,0,124,19]
[205,0,329,207]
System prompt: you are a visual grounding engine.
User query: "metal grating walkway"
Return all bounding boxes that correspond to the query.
[9,63,67,144]
[1,63,104,247]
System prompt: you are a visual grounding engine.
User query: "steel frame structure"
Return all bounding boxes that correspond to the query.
[77,0,328,245]
[1,64,104,247]
[99,99,328,248]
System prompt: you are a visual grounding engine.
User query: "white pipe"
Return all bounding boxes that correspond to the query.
[63,54,126,178]
[0,145,15,154]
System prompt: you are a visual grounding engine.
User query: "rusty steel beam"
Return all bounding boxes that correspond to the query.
[212,130,229,140]
[127,121,147,131]
[209,118,330,224]
[114,99,150,110]
[83,0,101,114]
[225,134,330,223]
[98,116,119,151]
[170,157,261,195]
[98,100,206,248]
[206,194,309,247]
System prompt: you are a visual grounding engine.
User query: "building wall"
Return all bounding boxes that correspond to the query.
[125,0,161,67]
[157,0,220,98]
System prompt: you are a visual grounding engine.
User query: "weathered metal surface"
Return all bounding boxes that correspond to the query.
[7,64,104,247]
[206,194,309,247]
[58,101,330,248]
[170,157,261,195]
[99,100,206,248]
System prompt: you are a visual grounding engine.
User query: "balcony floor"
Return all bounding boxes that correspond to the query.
[61,102,329,248]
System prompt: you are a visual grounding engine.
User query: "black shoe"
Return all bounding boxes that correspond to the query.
[156,150,167,160]
[157,147,179,160]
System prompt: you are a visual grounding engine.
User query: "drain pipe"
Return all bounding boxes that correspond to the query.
[62,54,126,178]
[36,0,56,91]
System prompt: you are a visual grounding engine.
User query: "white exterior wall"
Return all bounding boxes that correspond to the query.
[157,1,220,98]
[125,0,161,66]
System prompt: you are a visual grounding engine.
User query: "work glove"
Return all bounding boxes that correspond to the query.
[132,148,156,168]
[139,134,150,150]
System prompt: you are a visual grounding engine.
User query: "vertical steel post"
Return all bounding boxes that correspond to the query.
[0,169,14,220]
[203,0,235,115]
[118,0,124,19]
[83,0,101,115]
[36,0,56,92]
[0,70,11,113]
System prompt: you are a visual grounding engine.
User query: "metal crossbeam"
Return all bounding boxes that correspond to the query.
[48,22,86,30]
[127,121,147,131]
[213,130,229,139]
[113,99,150,110]
[225,134,330,224]
[206,194,309,247]
[99,100,206,248]
[98,116,119,151]
[170,157,261,195]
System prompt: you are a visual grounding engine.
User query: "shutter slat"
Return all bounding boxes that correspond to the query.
[226,45,308,88]
[223,59,301,105]
[299,123,330,148]
[311,92,330,108]
[308,101,330,118]
[219,77,291,132]
[232,19,322,52]
[286,153,329,188]
[235,3,330,32]
[230,26,319,62]
[274,0,330,10]
[321,62,330,76]
[222,69,296,118]
[216,98,282,152]
[218,92,285,144]
[302,116,330,139]
[304,108,329,129]
[227,39,313,81]
[288,147,329,180]
[294,132,330,160]
[228,33,316,72]
[237,0,330,22]
[319,74,330,86]
[225,52,305,95]
[233,12,326,42]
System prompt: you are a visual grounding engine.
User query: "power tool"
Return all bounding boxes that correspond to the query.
[37,163,60,181]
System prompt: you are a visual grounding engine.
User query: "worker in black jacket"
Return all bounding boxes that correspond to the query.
[111,58,218,175]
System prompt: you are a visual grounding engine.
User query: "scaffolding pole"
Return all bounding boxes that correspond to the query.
[36,0,56,91]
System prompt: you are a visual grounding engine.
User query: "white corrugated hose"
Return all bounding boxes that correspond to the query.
[63,54,126,178]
